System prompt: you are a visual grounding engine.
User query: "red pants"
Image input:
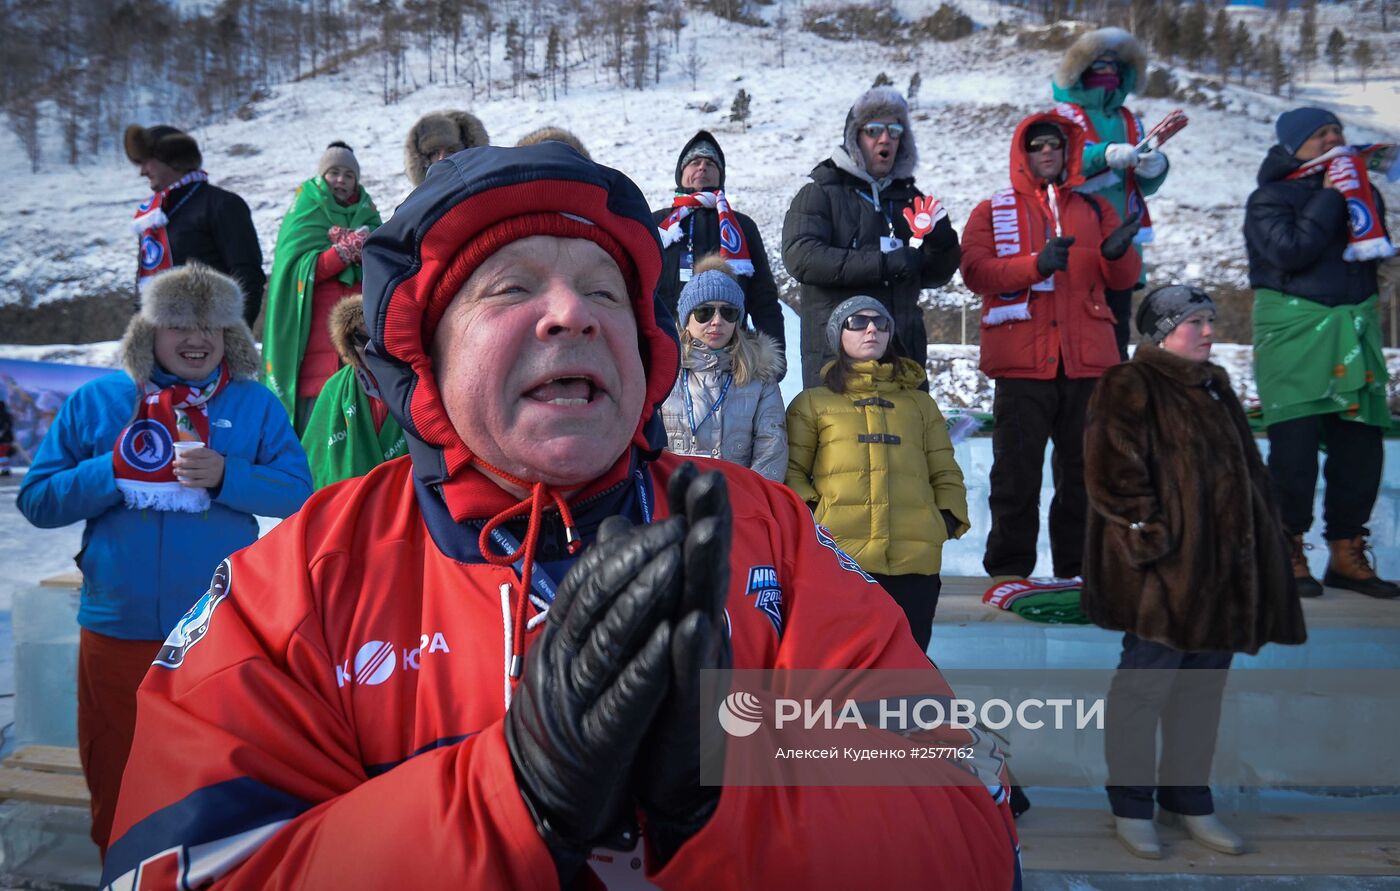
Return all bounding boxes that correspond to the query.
[77,629,162,856]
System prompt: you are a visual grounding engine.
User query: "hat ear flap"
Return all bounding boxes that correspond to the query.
[121,316,156,384]
[124,124,152,164]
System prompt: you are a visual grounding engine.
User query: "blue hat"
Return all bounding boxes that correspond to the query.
[1275,107,1341,154]
[676,264,745,325]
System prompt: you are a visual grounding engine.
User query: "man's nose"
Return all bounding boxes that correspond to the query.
[536,282,598,338]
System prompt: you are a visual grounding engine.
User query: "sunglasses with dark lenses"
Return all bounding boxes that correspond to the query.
[861,122,905,140]
[1028,136,1064,152]
[842,313,892,332]
[692,304,742,324]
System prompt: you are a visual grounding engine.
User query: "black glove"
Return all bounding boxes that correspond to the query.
[883,245,921,281]
[1100,211,1142,261]
[940,509,959,539]
[635,463,735,865]
[505,516,686,882]
[1035,236,1075,277]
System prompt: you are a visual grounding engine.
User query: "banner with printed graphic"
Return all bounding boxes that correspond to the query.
[0,357,117,467]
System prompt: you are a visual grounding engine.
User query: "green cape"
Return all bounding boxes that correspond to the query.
[262,177,381,417]
[300,365,406,490]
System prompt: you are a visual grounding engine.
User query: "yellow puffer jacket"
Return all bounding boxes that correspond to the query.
[785,357,969,575]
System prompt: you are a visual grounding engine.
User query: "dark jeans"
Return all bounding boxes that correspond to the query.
[983,375,1097,579]
[1105,286,1134,362]
[1267,414,1383,540]
[870,572,941,654]
[1104,633,1233,819]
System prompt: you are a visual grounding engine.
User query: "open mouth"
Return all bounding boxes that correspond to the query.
[179,351,209,362]
[525,375,600,407]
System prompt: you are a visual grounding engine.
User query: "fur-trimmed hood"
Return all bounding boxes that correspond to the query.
[1054,27,1145,92]
[681,326,785,386]
[404,110,490,186]
[515,126,590,159]
[120,264,260,384]
[123,124,202,173]
[328,295,367,370]
[838,87,918,182]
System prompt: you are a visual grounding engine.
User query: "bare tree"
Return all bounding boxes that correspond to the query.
[1298,0,1318,80]
[682,38,700,89]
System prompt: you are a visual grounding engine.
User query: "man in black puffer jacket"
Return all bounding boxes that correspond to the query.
[1244,106,1397,601]
[782,87,960,387]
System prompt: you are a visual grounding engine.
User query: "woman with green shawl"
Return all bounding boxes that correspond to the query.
[263,141,382,430]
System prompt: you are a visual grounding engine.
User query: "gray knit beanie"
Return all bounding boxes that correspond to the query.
[677,267,745,324]
[318,141,360,180]
[826,295,894,355]
[1135,284,1216,344]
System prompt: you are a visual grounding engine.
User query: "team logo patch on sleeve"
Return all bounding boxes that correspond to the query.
[745,565,784,638]
[154,560,231,669]
[814,525,876,583]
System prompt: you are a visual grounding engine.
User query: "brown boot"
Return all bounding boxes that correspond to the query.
[1323,535,1400,599]
[1289,534,1323,598]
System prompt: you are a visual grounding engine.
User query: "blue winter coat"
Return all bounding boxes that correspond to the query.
[18,372,312,639]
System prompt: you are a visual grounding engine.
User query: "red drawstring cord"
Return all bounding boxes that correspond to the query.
[476,463,582,678]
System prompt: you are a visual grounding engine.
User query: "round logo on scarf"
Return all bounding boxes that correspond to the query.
[719,217,743,255]
[1347,199,1376,239]
[140,234,166,270]
[120,419,174,472]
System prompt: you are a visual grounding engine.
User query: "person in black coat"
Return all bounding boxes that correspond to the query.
[782,87,960,388]
[652,131,785,363]
[125,124,266,329]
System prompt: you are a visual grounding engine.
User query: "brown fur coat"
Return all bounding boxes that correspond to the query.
[1082,343,1306,655]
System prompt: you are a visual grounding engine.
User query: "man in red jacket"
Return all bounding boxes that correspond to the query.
[104,143,1020,889]
[961,111,1142,584]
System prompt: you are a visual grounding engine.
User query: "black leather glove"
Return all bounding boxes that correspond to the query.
[1100,211,1142,261]
[505,516,686,883]
[883,245,921,281]
[940,509,959,539]
[635,463,735,865]
[1035,236,1075,277]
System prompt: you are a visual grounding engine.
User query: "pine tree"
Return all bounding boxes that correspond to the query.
[1232,21,1255,85]
[730,88,751,132]
[1179,2,1208,68]
[1298,0,1318,80]
[1354,38,1374,87]
[1210,8,1233,79]
[1265,36,1289,96]
[872,71,893,88]
[1151,2,1179,63]
[908,71,922,105]
[1325,27,1346,83]
[545,25,560,100]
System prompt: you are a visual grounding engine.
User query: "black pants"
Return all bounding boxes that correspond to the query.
[1105,286,1134,362]
[1267,414,1383,540]
[983,375,1097,579]
[870,572,941,655]
[1104,633,1233,819]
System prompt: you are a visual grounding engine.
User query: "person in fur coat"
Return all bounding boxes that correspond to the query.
[403,109,490,186]
[16,263,310,857]
[1082,284,1305,862]
[660,255,787,481]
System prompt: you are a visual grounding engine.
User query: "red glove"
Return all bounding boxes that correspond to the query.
[328,226,368,266]
[901,195,946,247]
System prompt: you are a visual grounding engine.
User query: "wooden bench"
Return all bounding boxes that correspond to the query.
[0,746,88,807]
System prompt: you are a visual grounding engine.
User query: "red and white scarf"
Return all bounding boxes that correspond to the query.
[1055,103,1154,244]
[657,190,754,275]
[113,363,229,513]
[982,186,1059,326]
[1287,144,1398,263]
[132,170,209,291]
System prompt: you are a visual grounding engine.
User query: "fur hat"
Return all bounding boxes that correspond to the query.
[841,87,918,180]
[1054,27,1146,91]
[319,141,360,180]
[120,264,259,384]
[123,124,202,173]
[826,295,894,355]
[329,295,368,370]
[404,110,490,186]
[516,126,590,159]
[677,254,745,325]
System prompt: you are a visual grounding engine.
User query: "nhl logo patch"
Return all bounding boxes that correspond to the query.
[746,565,784,638]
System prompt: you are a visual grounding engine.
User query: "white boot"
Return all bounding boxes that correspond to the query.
[1114,816,1162,859]
[1159,810,1246,855]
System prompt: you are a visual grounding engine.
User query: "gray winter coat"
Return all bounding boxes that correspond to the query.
[661,329,788,481]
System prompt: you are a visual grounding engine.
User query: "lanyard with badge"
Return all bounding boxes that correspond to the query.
[855,188,903,254]
[679,215,697,282]
[681,369,733,441]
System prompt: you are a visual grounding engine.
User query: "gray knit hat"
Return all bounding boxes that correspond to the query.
[826,295,894,355]
[1135,284,1216,345]
[677,255,745,324]
[318,141,360,180]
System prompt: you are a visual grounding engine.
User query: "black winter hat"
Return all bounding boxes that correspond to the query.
[1023,121,1065,150]
[674,130,726,190]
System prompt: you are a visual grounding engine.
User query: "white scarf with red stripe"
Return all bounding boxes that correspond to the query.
[112,363,228,513]
[657,190,754,275]
[132,170,209,290]
[1287,144,1398,262]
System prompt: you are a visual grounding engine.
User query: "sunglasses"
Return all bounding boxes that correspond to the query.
[1089,57,1119,73]
[1028,136,1064,152]
[842,313,892,332]
[861,122,905,140]
[691,304,741,324]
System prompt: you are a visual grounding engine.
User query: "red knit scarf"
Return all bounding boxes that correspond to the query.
[1287,144,1398,263]
[1054,103,1154,244]
[657,190,754,275]
[113,362,229,512]
[982,186,1059,326]
[132,170,209,290]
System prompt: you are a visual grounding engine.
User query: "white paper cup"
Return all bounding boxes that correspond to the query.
[173,440,205,455]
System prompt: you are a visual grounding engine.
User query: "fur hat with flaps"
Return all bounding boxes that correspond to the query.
[404,110,490,186]
[516,126,591,159]
[124,124,202,173]
[329,295,368,370]
[841,87,918,181]
[1054,27,1146,90]
[121,264,259,384]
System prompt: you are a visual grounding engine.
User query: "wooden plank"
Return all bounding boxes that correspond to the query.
[3,746,82,776]
[38,571,82,590]
[0,767,89,807]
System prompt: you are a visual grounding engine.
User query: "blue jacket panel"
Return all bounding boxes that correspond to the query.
[18,372,312,639]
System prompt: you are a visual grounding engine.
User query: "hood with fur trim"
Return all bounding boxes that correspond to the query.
[840,87,918,182]
[1009,110,1087,197]
[124,124,202,173]
[120,264,259,384]
[328,295,367,370]
[360,141,680,500]
[1053,27,1145,111]
[404,110,490,186]
[516,126,591,159]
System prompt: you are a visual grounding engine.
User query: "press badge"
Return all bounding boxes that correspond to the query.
[679,251,694,282]
[879,236,903,253]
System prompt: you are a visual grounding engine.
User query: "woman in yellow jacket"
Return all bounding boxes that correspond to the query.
[786,296,970,651]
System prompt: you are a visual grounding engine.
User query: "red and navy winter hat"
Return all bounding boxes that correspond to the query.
[360,141,680,492]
